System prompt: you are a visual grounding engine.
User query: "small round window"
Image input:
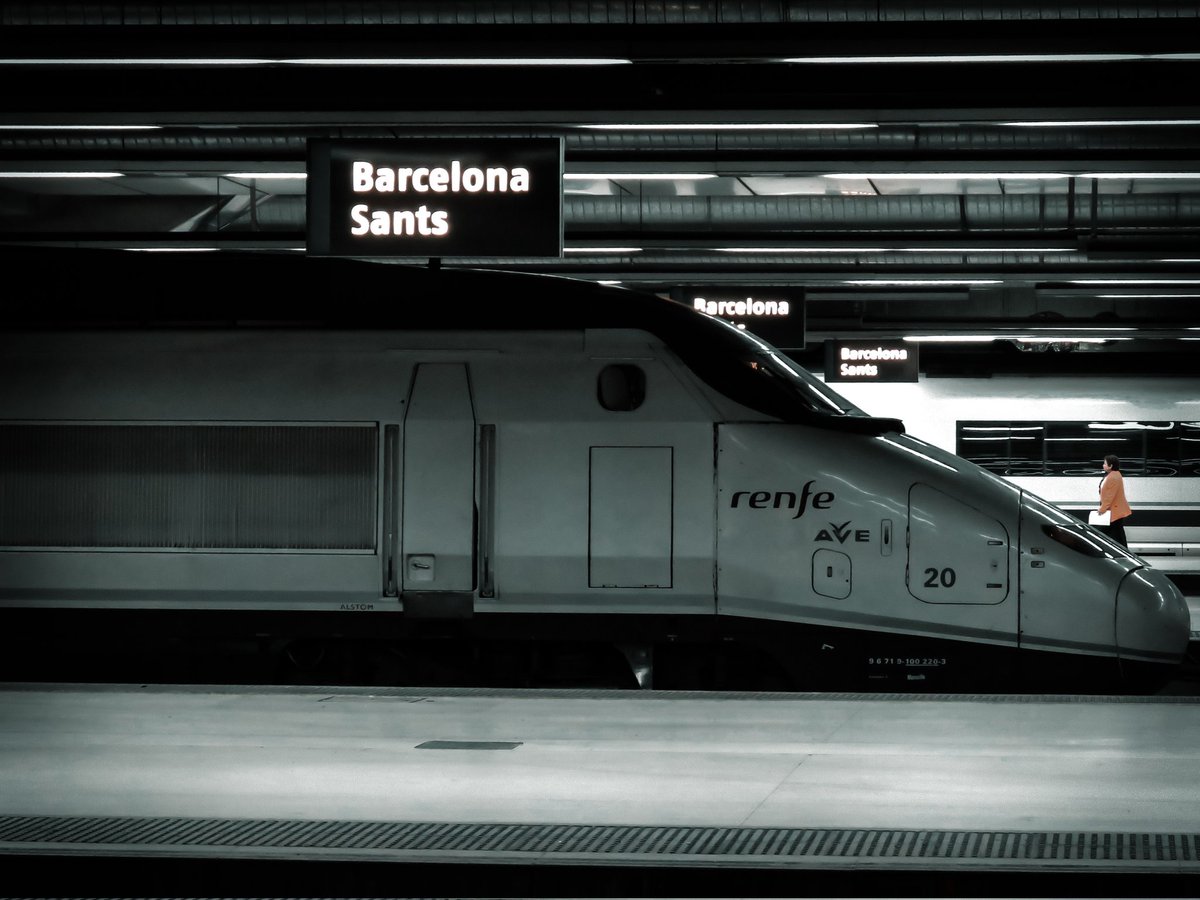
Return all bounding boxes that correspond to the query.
[597,364,646,411]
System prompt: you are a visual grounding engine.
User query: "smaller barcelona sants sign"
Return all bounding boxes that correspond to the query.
[306,138,563,258]
[670,286,805,349]
[824,340,919,383]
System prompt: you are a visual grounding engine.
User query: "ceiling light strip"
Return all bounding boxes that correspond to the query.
[579,123,878,131]
[1002,119,1200,127]
[784,53,1200,64]
[825,171,1200,179]
[0,124,161,131]
[843,279,1003,287]
[902,334,1130,343]
[294,58,633,66]
[1069,279,1200,285]
[0,171,124,178]
[1083,172,1200,179]
[0,57,633,66]
[563,247,643,253]
[824,172,1071,180]
[716,247,1076,253]
[224,173,308,180]
[565,173,717,180]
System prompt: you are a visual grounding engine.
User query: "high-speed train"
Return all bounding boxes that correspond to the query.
[829,372,1200,578]
[0,249,1190,692]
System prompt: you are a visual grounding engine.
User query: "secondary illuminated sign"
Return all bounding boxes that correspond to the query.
[671,287,805,348]
[692,296,792,318]
[306,138,563,258]
[824,340,919,383]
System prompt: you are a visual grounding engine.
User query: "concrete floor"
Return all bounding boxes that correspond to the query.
[0,684,1197,834]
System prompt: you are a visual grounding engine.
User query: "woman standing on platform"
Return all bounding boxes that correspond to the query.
[1097,454,1133,547]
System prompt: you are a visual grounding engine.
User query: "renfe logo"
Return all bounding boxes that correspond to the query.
[730,481,834,519]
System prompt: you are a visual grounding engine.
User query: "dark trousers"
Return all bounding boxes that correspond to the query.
[1099,517,1128,547]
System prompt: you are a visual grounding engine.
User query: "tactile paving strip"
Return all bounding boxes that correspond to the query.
[0,815,1196,872]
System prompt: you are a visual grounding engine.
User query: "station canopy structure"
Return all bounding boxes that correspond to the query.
[2,1,1200,368]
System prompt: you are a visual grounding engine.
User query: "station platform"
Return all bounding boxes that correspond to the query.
[1,683,1199,896]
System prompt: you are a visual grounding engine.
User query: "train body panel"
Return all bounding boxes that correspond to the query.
[1017,492,1141,659]
[479,335,722,615]
[0,326,731,618]
[1115,568,1193,665]
[716,425,1021,647]
[484,419,717,614]
[0,256,1189,690]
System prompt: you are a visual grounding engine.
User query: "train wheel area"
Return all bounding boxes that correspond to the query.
[0,607,1195,697]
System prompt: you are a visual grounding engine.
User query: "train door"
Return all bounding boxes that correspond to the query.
[401,363,476,613]
[588,445,673,589]
[907,483,1009,604]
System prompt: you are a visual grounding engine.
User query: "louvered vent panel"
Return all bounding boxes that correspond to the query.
[1,1,1196,26]
[0,424,377,550]
[0,2,639,26]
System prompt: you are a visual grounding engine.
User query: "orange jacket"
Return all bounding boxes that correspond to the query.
[1099,471,1132,522]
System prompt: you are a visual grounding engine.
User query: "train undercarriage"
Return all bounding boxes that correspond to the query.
[1,606,1191,696]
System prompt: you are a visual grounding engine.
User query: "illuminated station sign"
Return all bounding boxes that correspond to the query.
[671,287,805,348]
[306,138,563,258]
[824,340,919,383]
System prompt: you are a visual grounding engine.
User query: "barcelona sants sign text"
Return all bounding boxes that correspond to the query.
[307,139,563,258]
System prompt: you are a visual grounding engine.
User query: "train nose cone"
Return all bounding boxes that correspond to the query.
[1115,567,1191,666]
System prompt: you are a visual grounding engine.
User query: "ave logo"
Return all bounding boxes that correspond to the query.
[815,521,870,544]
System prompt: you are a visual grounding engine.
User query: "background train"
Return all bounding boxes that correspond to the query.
[0,249,1190,693]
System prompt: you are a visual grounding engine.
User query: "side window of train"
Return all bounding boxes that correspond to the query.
[1041,524,1105,558]
[597,364,646,412]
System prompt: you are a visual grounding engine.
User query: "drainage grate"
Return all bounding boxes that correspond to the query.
[0,815,1196,872]
[415,740,522,750]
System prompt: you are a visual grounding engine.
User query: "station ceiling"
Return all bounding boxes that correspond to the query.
[2,1,1200,356]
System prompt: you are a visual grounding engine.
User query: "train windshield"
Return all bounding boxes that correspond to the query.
[1023,493,1140,563]
[751,342,866,417]
[691,317,893,429]
[580,280,900,433]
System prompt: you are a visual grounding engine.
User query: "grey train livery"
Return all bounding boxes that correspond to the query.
[0,251,1189,691]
